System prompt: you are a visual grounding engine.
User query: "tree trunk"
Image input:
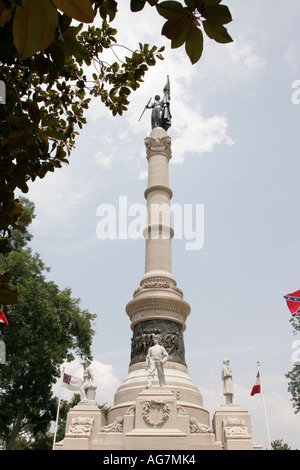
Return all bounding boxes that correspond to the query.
[5,397,26,450]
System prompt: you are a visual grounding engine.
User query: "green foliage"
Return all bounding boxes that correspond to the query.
[286,317,300,414]
[0,0,232,306]
[0,200,96,449]
[0,2,164,306]
[271,439,291,450]
[155,0,232,64]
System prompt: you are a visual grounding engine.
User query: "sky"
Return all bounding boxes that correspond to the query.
[20,0,300,450]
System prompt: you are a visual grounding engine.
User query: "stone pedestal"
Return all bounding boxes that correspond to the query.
[54,402,106,450]
[212,404,263,450]
[55,392,263,450]
[124,387,188,450]
[56,387,220,450]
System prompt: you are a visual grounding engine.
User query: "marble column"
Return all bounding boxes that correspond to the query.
[108,128,208,427]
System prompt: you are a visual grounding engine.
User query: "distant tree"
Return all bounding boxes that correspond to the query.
[5,394,81,450]
[0,198,96,450]
[286,317,300,414]
[271,439,291,450]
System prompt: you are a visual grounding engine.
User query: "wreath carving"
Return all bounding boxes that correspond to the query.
[141,399,173,428]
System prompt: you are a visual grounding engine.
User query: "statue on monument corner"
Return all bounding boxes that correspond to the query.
[222,359,234,405]
[80,357,97,403]
[145,334,169,388]
[139,76,171,131]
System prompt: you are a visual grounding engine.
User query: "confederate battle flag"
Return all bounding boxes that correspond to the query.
[284,290,300,317]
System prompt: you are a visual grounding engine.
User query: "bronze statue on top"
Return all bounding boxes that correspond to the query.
[139,76,171,131]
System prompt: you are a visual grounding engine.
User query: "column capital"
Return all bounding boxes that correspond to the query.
[145,135,172,161]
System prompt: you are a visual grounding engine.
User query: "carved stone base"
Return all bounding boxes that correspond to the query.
[212,405,263,450]
[54,391,263,450]
[54,403,105,450]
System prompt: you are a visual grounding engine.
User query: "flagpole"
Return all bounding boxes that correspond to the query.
[52,365,65,450]
[257,361,271,450]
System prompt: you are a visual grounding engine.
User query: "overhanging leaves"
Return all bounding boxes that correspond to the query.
[12,0,58,60]
[185,23,203,64]
[202,20,232,43]
[0,1,14,25]
[156,0,232,63]
[157,0,186,19]
[51,0,95,23]
[130,0,147,12]
[202,3,232,25]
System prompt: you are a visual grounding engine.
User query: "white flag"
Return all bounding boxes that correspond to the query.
[62,373,83,391]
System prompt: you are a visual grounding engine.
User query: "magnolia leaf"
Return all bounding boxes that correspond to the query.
[171,19,190,48]
[48,43,66,71]
[162,18,184,40]
[202,20,233,43]
[51,0,95,23]
[130,0,146,12]
[156,1,185,20]
[12,0,58,60]
[202,4,232,25]
[0,272,13,284]
[0,239,11,254]
[44,128,65,140]
[203,0,222,6]
[185,24,203,64]
[0,1,14,25]
[29,102,41,125]
[184,0,197,8]
[100,0,118,20]
[0,282,20,305]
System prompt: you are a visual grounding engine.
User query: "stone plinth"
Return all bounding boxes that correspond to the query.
[56,387,223,450]
[55,392,262,451]
[54,402,105,450]
[212,405,263,450]
[124,387,188,450]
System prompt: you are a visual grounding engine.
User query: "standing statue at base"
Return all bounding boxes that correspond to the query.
[80,357,96,402]
[139,76,171,131]
[145,334,169,387]
[222,359,234,405]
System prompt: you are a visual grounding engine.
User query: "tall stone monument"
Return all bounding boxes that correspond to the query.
[55,79,262,450]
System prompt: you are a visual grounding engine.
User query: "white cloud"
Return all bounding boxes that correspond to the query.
[95,151,113,169]
[172,104,235,164]
[26,168,90,238]
[229,41,266,71]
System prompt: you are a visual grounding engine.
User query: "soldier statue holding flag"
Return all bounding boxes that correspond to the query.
[139,76,172,131]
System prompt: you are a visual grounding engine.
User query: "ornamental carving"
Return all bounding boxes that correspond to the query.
[189,417,213,434]
[130,319,186,366]
[222,418,251,440]
[67,416,94,436]
[133,281,183,298]
[145,136,172,161]
[100,416,123,433]
[141,399,173,428]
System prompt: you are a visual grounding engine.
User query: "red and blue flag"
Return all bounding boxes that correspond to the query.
[62,372,83,390]
[284,290,300,317]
